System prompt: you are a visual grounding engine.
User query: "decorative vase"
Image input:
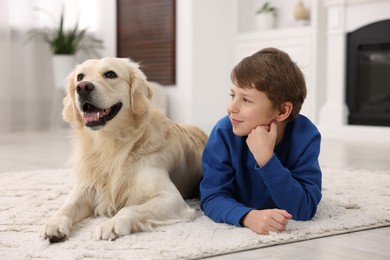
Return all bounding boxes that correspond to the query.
[294,0,310,21]
[52,55,75,89]
[255,13,275,31]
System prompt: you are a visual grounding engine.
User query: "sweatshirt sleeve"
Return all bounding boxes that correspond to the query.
[258,124,322,221]
[199,127,252,226]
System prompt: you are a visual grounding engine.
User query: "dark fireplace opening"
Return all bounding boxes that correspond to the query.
[346,20,390,127]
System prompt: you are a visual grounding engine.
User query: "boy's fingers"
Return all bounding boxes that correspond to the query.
[274,209,293,219]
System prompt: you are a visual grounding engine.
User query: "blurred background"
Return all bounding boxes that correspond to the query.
[1,0,389,142]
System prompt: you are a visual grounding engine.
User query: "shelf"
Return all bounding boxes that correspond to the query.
[237,26,312,42]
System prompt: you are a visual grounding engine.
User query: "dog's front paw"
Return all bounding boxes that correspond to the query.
[41,216,72,243]
[95,218,131,241]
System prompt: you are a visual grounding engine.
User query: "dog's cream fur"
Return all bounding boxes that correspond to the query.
[41,57,208,242]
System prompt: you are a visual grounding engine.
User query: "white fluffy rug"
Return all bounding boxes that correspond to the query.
[1,167,390,260]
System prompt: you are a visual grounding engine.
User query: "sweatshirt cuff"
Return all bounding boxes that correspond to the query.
[225,204,253,227]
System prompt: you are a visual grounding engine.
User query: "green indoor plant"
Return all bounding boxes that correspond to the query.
[255,2,277,17]
[27,8,104,88]
[255,2,277,30]
[27,8,104,56]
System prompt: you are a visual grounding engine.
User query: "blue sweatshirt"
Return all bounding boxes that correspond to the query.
[200,114,322,227]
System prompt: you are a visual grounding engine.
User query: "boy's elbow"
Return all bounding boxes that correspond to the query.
[295,208,317,221]
[294,195,321,221]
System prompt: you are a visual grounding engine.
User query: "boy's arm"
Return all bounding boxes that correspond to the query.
[199,128,252,226]
[259,132,322,220]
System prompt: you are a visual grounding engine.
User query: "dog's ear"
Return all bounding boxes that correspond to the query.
[62,70,83,126]
[129,64,153,115]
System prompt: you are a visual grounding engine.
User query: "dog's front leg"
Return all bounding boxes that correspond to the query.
[96,194,193,240]
[96,168,195,240]
[41,187,92,243]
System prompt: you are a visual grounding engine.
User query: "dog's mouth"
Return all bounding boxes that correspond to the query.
[81,102,122,129]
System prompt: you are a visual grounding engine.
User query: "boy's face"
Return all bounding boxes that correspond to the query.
[227,84,278,136]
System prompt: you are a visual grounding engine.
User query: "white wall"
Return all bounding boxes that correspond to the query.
[89,0,116,58]
[191,0,236,133]
[165,0,237,133]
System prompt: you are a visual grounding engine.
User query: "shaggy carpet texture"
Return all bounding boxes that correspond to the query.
[1,167,389,260]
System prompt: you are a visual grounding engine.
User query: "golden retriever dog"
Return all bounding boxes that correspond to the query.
[41,57,208,243]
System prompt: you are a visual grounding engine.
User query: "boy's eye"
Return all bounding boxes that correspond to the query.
[243,98,252,103]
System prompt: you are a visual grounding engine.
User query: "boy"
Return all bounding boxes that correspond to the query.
[200,47,322,235]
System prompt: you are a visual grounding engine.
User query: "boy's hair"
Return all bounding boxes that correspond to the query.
[230,47,306,121]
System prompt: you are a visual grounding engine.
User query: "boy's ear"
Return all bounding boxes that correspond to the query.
[275,102,293,122]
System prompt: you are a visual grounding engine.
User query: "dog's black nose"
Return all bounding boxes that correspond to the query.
[76,82,95,94]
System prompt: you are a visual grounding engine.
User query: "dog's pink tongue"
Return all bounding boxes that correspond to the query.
[83,112,99,122]
[83,109,109,123]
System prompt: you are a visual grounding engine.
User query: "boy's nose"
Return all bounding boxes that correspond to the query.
[227,100,238,114]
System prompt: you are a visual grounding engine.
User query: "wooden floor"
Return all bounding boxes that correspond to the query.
[0,129,389,259]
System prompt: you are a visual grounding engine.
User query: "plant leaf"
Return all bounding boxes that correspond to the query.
[25,7,104,56]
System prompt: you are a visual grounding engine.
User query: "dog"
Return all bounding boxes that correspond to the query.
[41,57,208,243]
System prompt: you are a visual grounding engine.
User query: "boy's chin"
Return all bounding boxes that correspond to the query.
[232,127,250,137]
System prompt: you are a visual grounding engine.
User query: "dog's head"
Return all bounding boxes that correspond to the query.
[63,57,153,130]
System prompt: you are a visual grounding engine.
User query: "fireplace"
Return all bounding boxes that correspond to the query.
[319,0,390,142]
[346,19,390,127]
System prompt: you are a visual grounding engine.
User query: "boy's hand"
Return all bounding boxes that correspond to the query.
[246,121,277,167]
[242,209,292,235]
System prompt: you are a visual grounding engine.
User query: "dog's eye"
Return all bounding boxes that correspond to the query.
[104,71,117,79]
[77,73,84,81]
